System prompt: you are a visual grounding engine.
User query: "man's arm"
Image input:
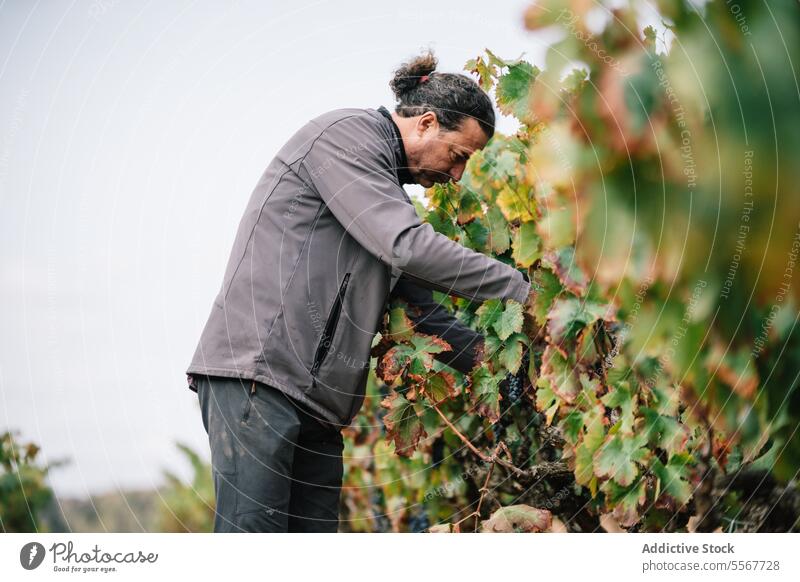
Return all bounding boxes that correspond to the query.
[299,114,530,305]
[390,274,485,374]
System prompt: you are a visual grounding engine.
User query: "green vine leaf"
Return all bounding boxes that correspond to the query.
[512,222,542,268]
[593,432,650,487]
[470,365,504,422]
[652,453,693,506]
[494,300,524,341]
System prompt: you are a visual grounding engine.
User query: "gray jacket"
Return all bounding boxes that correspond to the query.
[186,106,530,429]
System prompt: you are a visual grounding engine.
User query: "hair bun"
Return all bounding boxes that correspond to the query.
[390,51,437,98]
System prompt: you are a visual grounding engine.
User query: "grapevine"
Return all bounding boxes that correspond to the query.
[340,0,800,533]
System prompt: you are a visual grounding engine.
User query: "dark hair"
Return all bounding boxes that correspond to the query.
[389,50,495,139]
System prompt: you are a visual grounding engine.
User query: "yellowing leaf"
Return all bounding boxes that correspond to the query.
[423,371,458,405]
[538,206,576,249]
[486,205,511,254]
[512,222,542,268]
[388,306,414,341]
[540,345,580,403]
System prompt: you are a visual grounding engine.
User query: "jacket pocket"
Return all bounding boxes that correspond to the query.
[310,272,351,376]
[240,380,257,425]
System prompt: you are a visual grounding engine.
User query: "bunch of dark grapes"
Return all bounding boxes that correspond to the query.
[500,347,530,406]
[506,374,523,404]
[408,508,430,533]
[491,420,506,443]
[370,489,391,532]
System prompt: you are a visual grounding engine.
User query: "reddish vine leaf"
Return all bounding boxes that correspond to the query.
[601,478,648,528]
[381,391,427,458]
[377,345,412,384]
[405,334,453,381]
[388,306,415,342]
[542,247,588,295]
[423,371,458,405]
[480,504,552,533]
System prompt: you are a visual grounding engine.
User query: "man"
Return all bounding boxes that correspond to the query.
[186,52,534,532]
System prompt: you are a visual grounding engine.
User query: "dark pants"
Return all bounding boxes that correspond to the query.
[195,374,344,532]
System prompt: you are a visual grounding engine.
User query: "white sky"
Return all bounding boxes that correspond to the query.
[0,0,555,498]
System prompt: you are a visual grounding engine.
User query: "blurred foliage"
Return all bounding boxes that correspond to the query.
[0,430,65,532]
[155,442,215,532]
[3,435,214,533]
[340,0,800,532]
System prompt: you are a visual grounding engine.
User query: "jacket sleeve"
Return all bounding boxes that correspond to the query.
[299,114,530,305]
[390,274,484,375]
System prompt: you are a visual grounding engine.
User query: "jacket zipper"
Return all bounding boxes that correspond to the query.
[311,272,351,376]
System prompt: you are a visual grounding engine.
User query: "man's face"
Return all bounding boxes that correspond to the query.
[405,112,490,188]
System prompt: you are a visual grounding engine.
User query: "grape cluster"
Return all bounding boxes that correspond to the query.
[506,374,523,403]
[370,489,391,532]
[491,420,506,442]
[408,508,430,533]
[499,347,530,406]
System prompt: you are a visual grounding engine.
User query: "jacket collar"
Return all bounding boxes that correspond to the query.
[377,106,414,185]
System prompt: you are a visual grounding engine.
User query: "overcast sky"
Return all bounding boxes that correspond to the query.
[0,0,561,498]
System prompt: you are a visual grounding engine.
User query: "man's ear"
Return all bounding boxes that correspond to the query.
[416,111,439,137]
